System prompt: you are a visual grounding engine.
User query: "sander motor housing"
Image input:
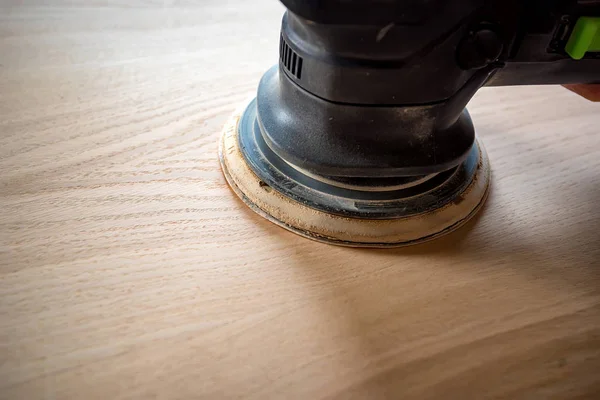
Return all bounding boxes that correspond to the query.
[259,0,600,180]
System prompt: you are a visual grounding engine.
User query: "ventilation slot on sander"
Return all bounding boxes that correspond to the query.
[279,35,302,79]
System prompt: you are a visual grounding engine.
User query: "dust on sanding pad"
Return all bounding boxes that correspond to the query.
[219,99,491,247]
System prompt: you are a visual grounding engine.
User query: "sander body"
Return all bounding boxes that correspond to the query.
[219,0,600,247]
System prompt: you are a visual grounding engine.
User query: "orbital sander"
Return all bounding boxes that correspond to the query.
[220,0,600,247]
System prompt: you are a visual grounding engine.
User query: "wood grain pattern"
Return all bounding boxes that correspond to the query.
[1,1,599,399]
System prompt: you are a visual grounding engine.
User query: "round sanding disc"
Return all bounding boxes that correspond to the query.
[219,99,491,247]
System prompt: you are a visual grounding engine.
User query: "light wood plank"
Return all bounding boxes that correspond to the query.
[1,1,599,399]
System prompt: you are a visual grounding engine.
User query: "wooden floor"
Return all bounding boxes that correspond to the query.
[1,1,599,399]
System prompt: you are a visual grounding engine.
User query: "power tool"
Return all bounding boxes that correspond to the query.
[219,0,600,247]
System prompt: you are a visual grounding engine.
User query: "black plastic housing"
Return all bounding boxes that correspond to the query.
[257,0,600,178]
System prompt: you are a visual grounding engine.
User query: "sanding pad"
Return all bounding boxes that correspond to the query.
[219,98,491,247]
